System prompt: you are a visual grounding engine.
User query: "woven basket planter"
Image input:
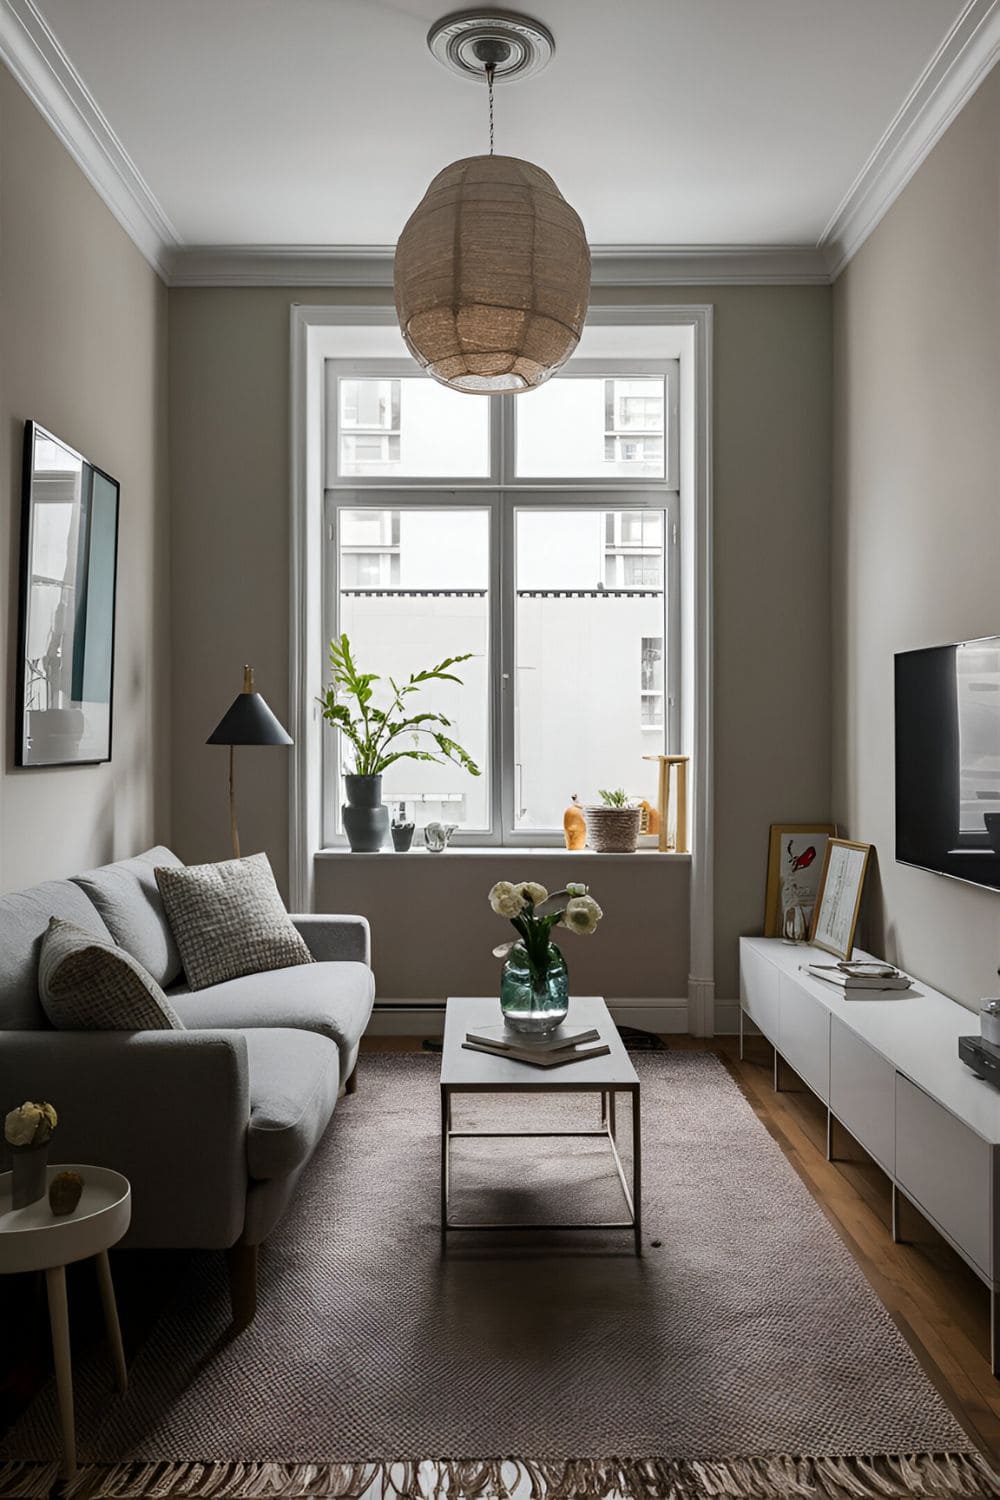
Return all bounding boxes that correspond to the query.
[585,806,642,854]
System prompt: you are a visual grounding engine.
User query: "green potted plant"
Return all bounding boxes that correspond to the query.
[585,787,642,853]
[318,634,481,851]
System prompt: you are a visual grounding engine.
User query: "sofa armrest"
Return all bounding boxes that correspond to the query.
[0,1029,251,1249]
[291,914,371,966]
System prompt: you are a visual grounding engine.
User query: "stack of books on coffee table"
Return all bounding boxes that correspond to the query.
[461,1025,610,1068]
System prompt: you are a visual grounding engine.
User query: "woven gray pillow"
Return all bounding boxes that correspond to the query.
[154,852,313,992]
[39,918,184,1031]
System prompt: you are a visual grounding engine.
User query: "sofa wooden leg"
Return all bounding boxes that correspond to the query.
[226,1244,258,1329]
[344,1059,359,1095]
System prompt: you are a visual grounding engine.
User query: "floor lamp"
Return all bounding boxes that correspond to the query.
[207,666,293,858]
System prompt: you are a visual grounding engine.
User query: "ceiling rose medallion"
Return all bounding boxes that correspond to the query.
[394,10,591,395]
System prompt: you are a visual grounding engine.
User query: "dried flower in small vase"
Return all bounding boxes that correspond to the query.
[5,1100,58,1209]
[4,1100,57,1149]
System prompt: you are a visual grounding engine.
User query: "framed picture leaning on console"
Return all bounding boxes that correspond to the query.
[763,823,837,940]
[810,838,873,959]
[15,420,120,767]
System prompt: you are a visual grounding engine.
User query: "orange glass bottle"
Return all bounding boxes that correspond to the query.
[563,794,586,851]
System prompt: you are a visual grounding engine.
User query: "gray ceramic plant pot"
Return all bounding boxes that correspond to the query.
[342,774,388,852]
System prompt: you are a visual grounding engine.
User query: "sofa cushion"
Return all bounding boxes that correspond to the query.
[72,847,184,988]
[155,853,313,991]
[243,1027,339,1181]
[0,882,114,1031]
[170,961,374,1065]
[38,918,184,1032]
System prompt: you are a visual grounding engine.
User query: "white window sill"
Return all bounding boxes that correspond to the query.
[315,845,691,861]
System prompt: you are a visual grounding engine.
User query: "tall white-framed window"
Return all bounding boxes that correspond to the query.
[321,359,681,846]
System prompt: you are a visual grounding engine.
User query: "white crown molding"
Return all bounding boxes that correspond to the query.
[166,242,831,288]
[0,0,180,278]
[820,0,1000,279]
[2,0,996,290]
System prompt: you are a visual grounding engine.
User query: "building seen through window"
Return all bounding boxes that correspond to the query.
[336,507,666,832]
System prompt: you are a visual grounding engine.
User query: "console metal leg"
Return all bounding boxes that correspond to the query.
[440,1086,449,1254]
[991,1287,999,1379]
[738,1005,744,1061]
[891,1182,902,1244]
[773,1048,781,1092]
[826,1110,834,1162]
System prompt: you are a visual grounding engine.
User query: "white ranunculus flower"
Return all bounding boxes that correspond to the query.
[488,880,526,919]
[561,894,603,935]
[565,882,588,897]
[515,881,548,907]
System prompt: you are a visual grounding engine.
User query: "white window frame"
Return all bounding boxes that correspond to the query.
[290,304,716,1036]
[322,360,680,847]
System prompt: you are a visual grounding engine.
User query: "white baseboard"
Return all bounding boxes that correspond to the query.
[366,999,690,1037]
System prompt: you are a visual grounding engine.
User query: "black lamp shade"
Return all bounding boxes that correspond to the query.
[207,673,292,747]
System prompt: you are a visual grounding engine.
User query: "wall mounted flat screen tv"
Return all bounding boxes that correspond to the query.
[895,636,1000,892]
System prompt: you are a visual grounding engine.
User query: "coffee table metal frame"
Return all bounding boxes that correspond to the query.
[440,996,642,1255]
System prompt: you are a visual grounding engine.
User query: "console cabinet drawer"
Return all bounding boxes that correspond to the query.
[741,945,779,1043]
[829,1018,894,1172]
[895,1074,992,1276]
[778,973,829,1102]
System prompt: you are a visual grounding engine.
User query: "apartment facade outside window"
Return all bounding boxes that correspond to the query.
[322,361,680,846]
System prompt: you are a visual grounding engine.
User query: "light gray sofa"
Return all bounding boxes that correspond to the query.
[0,846,374,1324]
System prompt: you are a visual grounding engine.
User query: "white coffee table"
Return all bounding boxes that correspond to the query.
[440,996,642,1254]
[0,1164,131,1482]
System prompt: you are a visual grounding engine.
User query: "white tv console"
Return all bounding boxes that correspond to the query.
[739,937,1000,1375]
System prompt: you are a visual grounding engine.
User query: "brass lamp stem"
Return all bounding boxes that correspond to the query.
[229,743,241,859]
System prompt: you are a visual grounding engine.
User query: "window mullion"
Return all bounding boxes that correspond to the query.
[498,487,515,843]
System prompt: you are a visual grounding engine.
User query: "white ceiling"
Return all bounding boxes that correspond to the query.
[23,0,976,253]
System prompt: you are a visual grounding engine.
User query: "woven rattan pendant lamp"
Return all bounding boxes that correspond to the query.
[394,11,590,394]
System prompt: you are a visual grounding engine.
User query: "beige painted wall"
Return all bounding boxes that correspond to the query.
[0,67,170,892]
[832,67,1000,1010]
[169,283,831,1005]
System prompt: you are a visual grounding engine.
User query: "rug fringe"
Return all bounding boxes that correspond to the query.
[0,1453,996,1500]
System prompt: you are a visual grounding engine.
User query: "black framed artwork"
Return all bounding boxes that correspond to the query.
[15,421,120,767]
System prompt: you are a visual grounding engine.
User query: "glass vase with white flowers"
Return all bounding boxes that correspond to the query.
[488,880,603,1034]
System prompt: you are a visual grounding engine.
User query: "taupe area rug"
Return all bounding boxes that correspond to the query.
[1,1051,996,1499]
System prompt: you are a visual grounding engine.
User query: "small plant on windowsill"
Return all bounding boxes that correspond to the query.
[318,634,481,852]
[586,787,642,853]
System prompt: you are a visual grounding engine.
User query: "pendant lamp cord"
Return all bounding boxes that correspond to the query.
[485,61,495,155]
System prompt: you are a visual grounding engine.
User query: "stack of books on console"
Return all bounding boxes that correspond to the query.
[462,1025,610,1067]
[803,959,913,993]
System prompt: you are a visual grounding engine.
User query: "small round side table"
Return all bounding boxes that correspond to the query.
[0,1164,131,1483]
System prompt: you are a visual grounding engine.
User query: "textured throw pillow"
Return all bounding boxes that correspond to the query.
[154,852,313,992]
[38,918,184,1031]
